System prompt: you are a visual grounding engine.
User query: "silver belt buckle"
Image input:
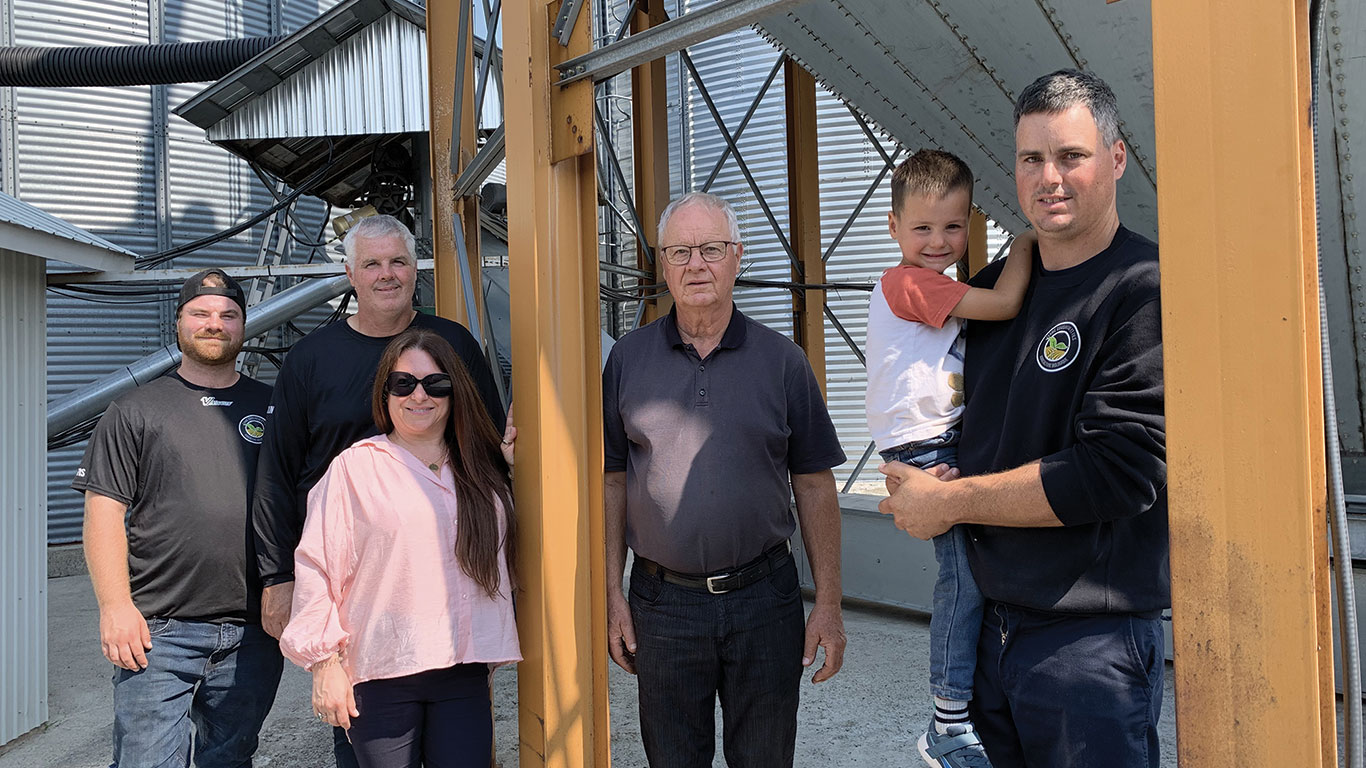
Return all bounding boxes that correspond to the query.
[706,572,733,594]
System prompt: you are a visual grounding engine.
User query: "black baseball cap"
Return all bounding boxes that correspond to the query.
[177,268,247,315]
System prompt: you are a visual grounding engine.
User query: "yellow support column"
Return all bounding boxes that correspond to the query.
[1152,1,1335,766]
[428,0,482,326]
[784,59,824,390]
[630,0,671,323]
[967,209,988,277]
[504,0,609,766]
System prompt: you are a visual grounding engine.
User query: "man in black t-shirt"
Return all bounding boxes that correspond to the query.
[879,71,1167,768]
[74,269,283,768]
[250,214,509,768]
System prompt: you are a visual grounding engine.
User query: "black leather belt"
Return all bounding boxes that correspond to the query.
[636,540,792,595]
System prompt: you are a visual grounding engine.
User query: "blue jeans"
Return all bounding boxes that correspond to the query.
[111,619,283,768]
[971,602,1165,767]
[881,429,983,701]
[629,553,805,768]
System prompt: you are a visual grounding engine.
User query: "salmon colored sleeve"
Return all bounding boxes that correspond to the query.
[880,265,971,329]
[279,453,357,670]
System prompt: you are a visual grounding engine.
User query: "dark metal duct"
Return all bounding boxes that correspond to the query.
[0,37,285,87]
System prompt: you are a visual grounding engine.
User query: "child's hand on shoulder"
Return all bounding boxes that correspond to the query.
[1011,228,1038,254]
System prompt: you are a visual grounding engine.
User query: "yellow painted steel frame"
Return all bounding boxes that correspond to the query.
[630,0,671,324]
[1153,1,1336,765]
[428,0,483,326]
[964,208,988,280]
[784,59,825,391]
[504,0,609,765]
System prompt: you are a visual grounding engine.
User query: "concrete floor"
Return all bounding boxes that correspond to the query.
[0,574,1183,767]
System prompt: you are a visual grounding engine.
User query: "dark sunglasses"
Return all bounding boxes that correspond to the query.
[385,372,453,398]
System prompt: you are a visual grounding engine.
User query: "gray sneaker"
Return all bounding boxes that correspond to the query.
[917,721,994,768]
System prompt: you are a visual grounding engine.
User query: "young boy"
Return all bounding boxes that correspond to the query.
[864,149,1032,768]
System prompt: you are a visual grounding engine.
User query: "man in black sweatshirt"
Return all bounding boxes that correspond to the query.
[251,214,506,768]
[879,70,1166,768]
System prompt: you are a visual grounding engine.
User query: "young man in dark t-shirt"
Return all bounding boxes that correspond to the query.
[879,71,1167,768]
[74,269,283,768]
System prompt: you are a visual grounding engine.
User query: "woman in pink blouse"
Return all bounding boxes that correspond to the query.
[280,328,518,768]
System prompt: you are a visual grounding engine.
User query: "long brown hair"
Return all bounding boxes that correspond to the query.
[372,328,515,598]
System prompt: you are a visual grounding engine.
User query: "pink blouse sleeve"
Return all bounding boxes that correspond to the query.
[279,454,356,670]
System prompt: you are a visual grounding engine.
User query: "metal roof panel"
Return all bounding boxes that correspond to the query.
[758,0,1159,238]
[0,192,138,270]
[173,0,425,130]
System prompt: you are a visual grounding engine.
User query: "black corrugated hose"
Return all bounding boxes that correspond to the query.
[0,36,284,87]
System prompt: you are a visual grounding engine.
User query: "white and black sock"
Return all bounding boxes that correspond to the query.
[933,696,971,735]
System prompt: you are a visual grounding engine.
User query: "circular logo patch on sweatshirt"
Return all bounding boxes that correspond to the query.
[239,414,266,445]
[1036,321,1081,372]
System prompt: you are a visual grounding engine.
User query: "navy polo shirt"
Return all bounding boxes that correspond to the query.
[603,303,845,574]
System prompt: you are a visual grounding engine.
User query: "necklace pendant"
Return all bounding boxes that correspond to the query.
[428,462,440,472]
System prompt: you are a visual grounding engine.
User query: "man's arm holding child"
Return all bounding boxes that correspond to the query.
[947,230,1035,321]
[878,460,1060,540]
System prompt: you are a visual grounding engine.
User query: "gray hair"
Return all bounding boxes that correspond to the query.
[342,214,416,264]
[1013,69,1123,148]
[657,192,742,243]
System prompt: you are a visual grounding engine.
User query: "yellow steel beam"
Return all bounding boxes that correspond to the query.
[428,0,482,326]
[630,0,671,323]
[784,58,824,391]
[504,0,608,765]
[1152,1,1334,765]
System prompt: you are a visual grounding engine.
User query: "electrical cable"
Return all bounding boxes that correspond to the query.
[247,161,337,249]
[47,286,173,304]
[1309,1,1364,764]
[136,139,342,268]
[305,204,333,263]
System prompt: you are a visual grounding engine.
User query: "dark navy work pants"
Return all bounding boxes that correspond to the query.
[629,553,806,768]
[970,601,1164,768]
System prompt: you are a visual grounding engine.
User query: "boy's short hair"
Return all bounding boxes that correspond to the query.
[890,149,975,216]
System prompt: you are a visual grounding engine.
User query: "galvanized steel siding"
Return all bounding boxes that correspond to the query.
[0,0,335,543]
[679,18,794,337]
[0,252,49,744]
[11,0,165,542]
[282,0,343,33]
[673,22,1011,487]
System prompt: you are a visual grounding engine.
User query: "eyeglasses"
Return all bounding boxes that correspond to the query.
[385,372,453,398]
[660,240,737,266]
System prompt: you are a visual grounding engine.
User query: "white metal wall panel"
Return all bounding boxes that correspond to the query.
[0,252,49,745]
[208,13,429,141]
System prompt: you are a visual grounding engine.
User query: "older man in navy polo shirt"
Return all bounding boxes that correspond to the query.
[603,192,847,768]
